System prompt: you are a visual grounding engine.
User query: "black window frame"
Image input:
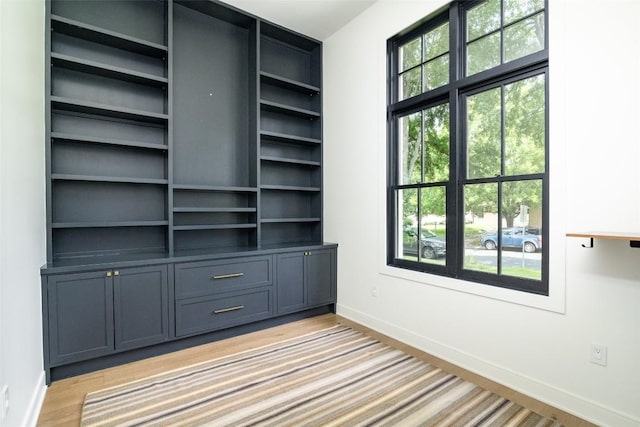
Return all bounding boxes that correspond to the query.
[386,0,549,295]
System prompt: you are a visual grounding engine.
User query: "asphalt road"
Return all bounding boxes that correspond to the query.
[466,248,542,269]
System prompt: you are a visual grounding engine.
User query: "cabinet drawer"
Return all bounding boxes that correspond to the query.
[175,256,272,299]
[175,288,272,337]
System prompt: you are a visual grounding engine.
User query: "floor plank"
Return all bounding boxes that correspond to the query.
[37,314,594,427]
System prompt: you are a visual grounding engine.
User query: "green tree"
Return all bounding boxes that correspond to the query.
[465,74,545,227]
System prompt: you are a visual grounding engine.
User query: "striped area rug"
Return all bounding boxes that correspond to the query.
[81,325,563,426]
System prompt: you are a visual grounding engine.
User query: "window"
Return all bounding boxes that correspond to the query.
[387,0,548,295]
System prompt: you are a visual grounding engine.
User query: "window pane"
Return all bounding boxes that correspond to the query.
[500,180,542,280]
[423,55,449,92]
[466,87,501,179]
[400,37,421,72]
[466,0,501,41]
[399,67,422,100]
[466,32,500,76]
[424,22,449,60]
[464,183,498,274]
[504,74,545,176]
[423,103,450,182]
[504,0,544,25]
[399,112,422,185]
[398,189,418,261]
[419,187,446,264]
[504,13,545,63]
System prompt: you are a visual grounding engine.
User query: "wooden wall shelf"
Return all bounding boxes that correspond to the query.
[566,232,640,248]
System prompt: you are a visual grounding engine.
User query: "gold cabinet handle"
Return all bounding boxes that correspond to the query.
[212,305,244,314]
[114,270,120,276]
[212,272,244,280]
[106,271,112,277]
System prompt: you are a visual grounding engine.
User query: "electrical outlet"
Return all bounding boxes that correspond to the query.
[371,287,378,297]
[590,344,607,366]
[1,385,9,419]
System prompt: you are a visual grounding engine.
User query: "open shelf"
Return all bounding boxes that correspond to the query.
[51,174,168,185]
[51,53,168,87]
[567,231,640,248]
[51,14,168,58]
[52,226,168,261]
[261,218,321,223]
[261,185,320,192]
[46,0,322,263]
[260,131,321,145]
[52,220,168,229]
[173,184,257,193]
[261,156,320,167]
[51,96,169,124]
[260,71,320,94]
[51,132,168,151]
[260,100,320,119]
[174,224,257,231]
[173,207,256,213]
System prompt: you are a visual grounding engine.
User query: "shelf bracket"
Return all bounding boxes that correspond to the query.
[630,240,640,248]
[581,238,594,249]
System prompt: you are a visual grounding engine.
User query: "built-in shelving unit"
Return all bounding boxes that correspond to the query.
[42,0,335,385]
[47,0,169,261]
[258,21,322,246]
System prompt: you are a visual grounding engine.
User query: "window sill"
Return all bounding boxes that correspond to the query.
[378,263,565,313]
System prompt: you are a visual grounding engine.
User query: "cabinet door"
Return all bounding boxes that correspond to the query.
[48,271,114,365]
[276,252,305,314]
[114,265,169,351]
[306,249,335,306]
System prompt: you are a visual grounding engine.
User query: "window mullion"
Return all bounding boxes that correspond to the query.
[447,1,460,275]
[499,0,505,65]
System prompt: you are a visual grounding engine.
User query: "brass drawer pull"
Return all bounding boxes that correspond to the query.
[212,305,245,314]
[212,272,244,280]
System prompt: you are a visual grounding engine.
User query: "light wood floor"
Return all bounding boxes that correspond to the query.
[37,314,595,426]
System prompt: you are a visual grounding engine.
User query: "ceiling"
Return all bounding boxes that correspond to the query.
[221,0,378,40]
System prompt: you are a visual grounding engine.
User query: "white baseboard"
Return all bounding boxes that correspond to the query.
[337,303,639,427]
[21,371,46,427]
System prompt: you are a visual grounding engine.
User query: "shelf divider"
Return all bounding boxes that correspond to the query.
[260,100,320,119]
[51,132,168,151]
[173,207,256,213]
[174,224,257,231]
[260,131,321,145]
[51,52,168,87]
[51,173,168,185]
[52,221,168,229]
[51,96,169,124]
[260,156,320,166]
[261,185,320,192]
[173,184,258,193]
[260,71,320,94]
[51,14,168,57]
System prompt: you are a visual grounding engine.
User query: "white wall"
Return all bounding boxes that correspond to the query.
[0,0,47,426]
[323,0,640,426]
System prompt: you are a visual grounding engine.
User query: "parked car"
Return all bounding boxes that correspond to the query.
[403,228,446,259]
[481,227,542,253]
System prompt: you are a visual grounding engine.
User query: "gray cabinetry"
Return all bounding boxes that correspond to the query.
[114,266,169,350]
[47,271,114,365]
[306,249,336,306]
[175,255,274,337]
[176,288,273,337]
[46,265,168,366]
[276,252,305,313]
[276,248,336,314]
[42,0,336,383]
